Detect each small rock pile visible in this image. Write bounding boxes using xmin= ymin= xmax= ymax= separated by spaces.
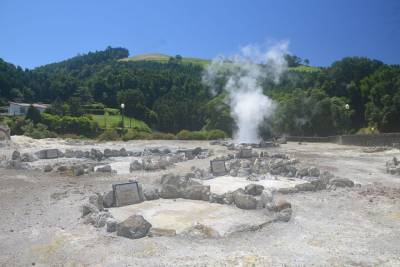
xmin=129 ymin=148 xmax=210 ymax=172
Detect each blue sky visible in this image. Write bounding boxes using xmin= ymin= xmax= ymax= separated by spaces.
xmin=1 ymin=0 xmax=399 ymax=69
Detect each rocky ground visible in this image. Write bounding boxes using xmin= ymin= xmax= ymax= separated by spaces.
xmin=0 ymin=137 xmax=400 ymax=266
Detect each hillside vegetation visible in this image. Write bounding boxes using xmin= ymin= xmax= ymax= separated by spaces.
xmin=1 ymin=47 xmax=399 ymax=138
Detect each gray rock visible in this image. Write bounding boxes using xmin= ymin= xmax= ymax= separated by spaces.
xmin=209 ymin=193 xmax=225 ymax=204
xmin=329 ymin=178 xmax=354 ymax=187
xmin=295 ymin=182 xmax=316 ymax=192
xmin=57 ymin=165 xmax=69 ymax=172
xmin=143 ymin=187 xmax=160 ymax=201
xmin=161 ymin=173 xmax=188 ymax=188
xmin=244 ymin=184 xmax=264 ymax=196
xmin=276 ymin=208 xmax=292 ymax=222
xmin=117 ymin=215 xmax=152 ymax=239
xmin=106 ymin=218 xmax=118 ymax=232
xmin=21 ymin=153 xmax=37 ymax=162
xmin=89 ymin=193 xmax=104 ymax=211
xmin=96 ymin=165 xmax=112 ymax=173
xmin=160 ymin=184 xmax=181 ymax=199
xmin=259 ymin=189 xmax=274 ymax=207
xmin=308 ymin=167 xmax=320 ymax=177
xmin=296 ymin=168 xmax=309 ymax=178
xmin=103 ymin=190 xmax=114 ymax=208
xmin=182 ymin=185 xmax=210 ymax=201
xmin=129 ymin=160 xmax=143 ymax=171
xmin=90 ymin=148 xmax=103 ymax=161
xmin=11 ymin=150 xmax=21 ymax=161
xmin=223 ymin=192 xmax=234 ymax=205
xmin=44 ymin=165 xmax=53 ymax=172
xmin=119 ymin=148 xmax=128 ymax=157
xmin=81 ymin=203 xmax=99 ymax=217
xmin=233 ymin=192 xmax=258 ymax=210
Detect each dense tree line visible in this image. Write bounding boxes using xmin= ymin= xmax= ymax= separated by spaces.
xmin=1 ymin=47 xmax=399 ymax=136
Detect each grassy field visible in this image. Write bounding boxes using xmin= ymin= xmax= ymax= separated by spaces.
xmin=91 ymin=114 xmax=151 ymax=132
xmin=119 ymin=53 xmax=211 ymax=67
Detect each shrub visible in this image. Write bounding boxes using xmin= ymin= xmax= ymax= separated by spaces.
xmin=150 ymin=132 xmax=176 ymax=140
xmin=41 ymin=113 xmax=99 ymax=137
xmin=207 ymin=129 xmax=227 ymax=140
xmin=176 ymin=130 xmax=191 ymax=140
xmin=98 ymin=129 xmax=120 ymax=141
xmin=22 ymin=122 xmax=57 ymax=139
xmin=176 ymin=130 xmax=208 ymax=140
xmin=122 ymin=130 xmax=151 ymax=141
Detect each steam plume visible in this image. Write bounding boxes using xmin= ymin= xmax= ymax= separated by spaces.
xmin=203 ymin=41 xmax=289 ymax=143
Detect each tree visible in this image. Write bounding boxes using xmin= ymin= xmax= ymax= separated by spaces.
xmin=117 ymin=89 xmax=147 ymax=120
xmin=25 ymin=105 xmax=42 ymax=124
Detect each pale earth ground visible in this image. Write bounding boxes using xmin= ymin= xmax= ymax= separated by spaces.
xmin=0 ymin=137 xmax=399 ymax=266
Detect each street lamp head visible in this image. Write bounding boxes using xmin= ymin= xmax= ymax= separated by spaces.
xmin=345 ymin=104 xmax=350 ymax=110
xmin=121 ymin=103 xmax=125 ymax=109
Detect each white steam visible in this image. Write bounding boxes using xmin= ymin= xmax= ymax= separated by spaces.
xmin=203 ymin=41 xmax=289 ymax=143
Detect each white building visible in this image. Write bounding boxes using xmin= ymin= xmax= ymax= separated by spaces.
xmin=8 ymin=102 xmax=49 ymax=116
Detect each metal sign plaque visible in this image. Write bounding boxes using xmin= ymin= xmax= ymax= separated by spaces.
xmin=210 ymin=160 xmax=227 ymax=176
xmin=112 ymin=181 xmax=143 ymax=207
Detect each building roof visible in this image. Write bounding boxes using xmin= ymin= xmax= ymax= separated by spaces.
xmin=9 ymin=102 xmax=49 ymax=109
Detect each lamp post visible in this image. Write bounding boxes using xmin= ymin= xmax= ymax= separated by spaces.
xmin=120 ymin=103 xmax=125 ymax=132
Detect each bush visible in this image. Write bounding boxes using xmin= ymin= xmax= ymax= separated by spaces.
xmin=176 ymin=130 xmax=191 ymax=140
xmin=22 ymin=122 xmax=57 ymax=139
xmin=41 ymin=113 xmax=99 ymax=137
xmin=206 ymin=129 xmax=227 ymax=140
xmin=176 ymin=130 xmax=208 ymax=140
xmin=150 ymin=132 xmax=176 ymax=140
xmin=98 ymin=129 xmax=120 ymax=141
xmin=122 ymin=130 xmax=151 ymax=141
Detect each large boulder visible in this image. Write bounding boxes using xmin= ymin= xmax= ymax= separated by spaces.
xmin=117 ymin=215 xmax=152 ymax=239
xmin=143 ymin=187 xmax=160 ymax=201
xmin=181 ymin=185 xmax=210 ymax=201
xmin=96 ymin=165 xmax=112 ymax=173
xmin=295 ymin=182 xmax=316 ymax=192
xmin=102 ymin=190 xmax=114 ymax=208
xmin=160 ymin=184 xmax=181 ymax=199
xmin=233 ymin=192 xmax=258 ymax=210
xmin=21 ymin=153 xmax=37 ymax=162
xmin=11 ymin=150 xmax=21 ymax=161
xmin=129 ymin=160 xmax=143 ymax=171
xmin=275 ymin=208 xmax=292 ymax=222
xmin=244 ymin=184 xmax=264 ymax=196
xmin=329 ymin=178 xmax=354 ymax=187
